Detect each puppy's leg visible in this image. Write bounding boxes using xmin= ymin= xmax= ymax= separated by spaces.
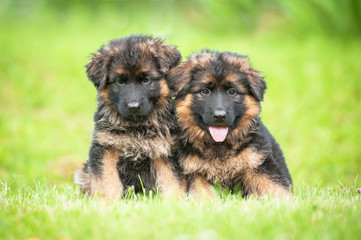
xmin=93 ymin=149 xmax=123 ymax=200
xmin=188 ymin=174 xmax=216 ymax=200
xmin=153 ymin=158 xmax=187 ymax=198
xmin=75 ymin=149 xmax=123 ymax=200
xmin=241 ymin=169 xmax=291 ymax=199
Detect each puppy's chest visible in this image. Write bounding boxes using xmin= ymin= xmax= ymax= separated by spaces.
xmin=94 ymin=130 xmax=172 ymax=160
xmin=181 ymin=147 xmax=265 ymax=183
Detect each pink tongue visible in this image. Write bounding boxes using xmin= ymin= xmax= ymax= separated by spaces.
xmin=209 ymin=126 xmax=229 ymax=142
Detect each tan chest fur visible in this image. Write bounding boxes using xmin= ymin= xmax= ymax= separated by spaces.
xmin=95 ymin=130 xmax=172 ymax=160
xmin=181 ymin=147 xmax=265 ymax=183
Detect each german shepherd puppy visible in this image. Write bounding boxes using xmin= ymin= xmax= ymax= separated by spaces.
xmin=74 ymin=35 xmax=186 ymax=200
xmin=169 ymin=50 xmax=292 ymax=199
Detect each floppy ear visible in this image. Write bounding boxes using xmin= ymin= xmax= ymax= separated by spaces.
xmin=86 ymin=49 xmax=112 ymax=91
xmin=168 ymin=62 xmax=192 ymax=97
xmin=155 ymin=44 xmax=182 ymax=74
xmin=247 ymin=68 xmax=266 ymax=101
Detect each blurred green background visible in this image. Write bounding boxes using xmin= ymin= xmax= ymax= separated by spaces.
xmin=0 ymin=0 xmax=360 ymax=187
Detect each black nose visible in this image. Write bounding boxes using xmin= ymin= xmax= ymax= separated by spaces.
xmin=128 ymin=101 xmax=140 ymax=112
xmin=213 ymin=110 xmax=226 ymax=123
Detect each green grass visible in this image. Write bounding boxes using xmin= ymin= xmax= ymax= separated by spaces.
xmin=1 ymin=181 xmax=360 ymax=240
xmin=1 ymin=1 xmax=361 ymax=239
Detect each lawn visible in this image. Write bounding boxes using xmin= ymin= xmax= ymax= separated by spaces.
xmin=1 ymin=1 xmax=361 ymax=239
xmin=1 ymin=181 xmax=360 ymax=240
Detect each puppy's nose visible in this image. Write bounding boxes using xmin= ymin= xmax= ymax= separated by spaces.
xmin=213 ymin=110 xmax=226 ymax=123
xmin=128 ymin=101 xmax=140 ymax=112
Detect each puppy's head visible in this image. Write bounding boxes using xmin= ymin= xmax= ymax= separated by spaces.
xmin=86 ymin=35 xmax=181 ymax=121
xmin=170 ymin=50 xmax=266 ymax=143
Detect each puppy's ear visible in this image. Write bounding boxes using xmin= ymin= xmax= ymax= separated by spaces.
xmin=155 ymin=43 xmax=182 ymax=74
xmin=247 ymin=68 xmax=266 ymax=101
xmin=168 ymin=62 xmax=192 ymax=97
xmin=86 ymin=48 xmax=112 ymax=91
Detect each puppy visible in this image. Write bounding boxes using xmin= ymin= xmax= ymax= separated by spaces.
xmin=169 ymin=50 xmax=292 ymax=199
xmin=75 ymin=35 xmax=186 ymax=200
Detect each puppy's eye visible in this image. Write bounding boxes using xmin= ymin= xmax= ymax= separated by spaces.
xmin=116 ymin=77 xmax=126 ymax=85
xmin=142 ymin=76 xmax=152 ymax=85
xmin=227 ymin=88 xmax=237 ymax=96
xmin=201 ymin=88 xmax=211 ymax=95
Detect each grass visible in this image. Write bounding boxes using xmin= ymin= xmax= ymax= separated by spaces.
xmin=1 ymin=1 xmax=361 ymax=239
xmin=1 ymin=181 xmax=360 ymax=240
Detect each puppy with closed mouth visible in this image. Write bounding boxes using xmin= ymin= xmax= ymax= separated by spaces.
xmin=169 ymin=50 xmax=292 ymax=199
xmin=74 ymin=35 xmax=187 ymax=200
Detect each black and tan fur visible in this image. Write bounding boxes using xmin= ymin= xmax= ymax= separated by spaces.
xmin=74 ymin=35 xmax=186 ymax=200
xmin=169 ymin=50 xmax=292 ymax=199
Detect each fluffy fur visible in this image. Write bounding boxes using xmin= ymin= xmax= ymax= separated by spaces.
xmin=169 ymin=50 xmax=292 ymax=199
xmin=74 ymin=35 xmax=187 ymax=200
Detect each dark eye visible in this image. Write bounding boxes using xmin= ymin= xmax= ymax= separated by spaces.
xmin=227 ymin=88 xmax=237 ymax=96
xmin=201 ymin=88 xmax=211 ymax=95
xmin=116 ymin=77 xmax=126 ymax=85
xmin=142 ymin=76 xmax=152 ymax=84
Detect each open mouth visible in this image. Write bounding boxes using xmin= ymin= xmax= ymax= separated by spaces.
xmin=208 ymin=126 xmax=229 ymax=142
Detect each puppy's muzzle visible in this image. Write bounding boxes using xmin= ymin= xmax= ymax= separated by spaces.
xmin=128 ymin=101 xmax=140 ymax=114
xmin=213 ymin=109 xmax=226 ymax=123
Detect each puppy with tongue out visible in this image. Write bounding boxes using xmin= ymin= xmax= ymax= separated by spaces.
xmin=169 ymin=50 xmax=293 ymax=200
